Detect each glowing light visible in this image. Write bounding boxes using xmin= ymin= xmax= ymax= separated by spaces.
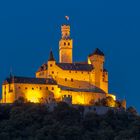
xmin=25 ymin=90 xmax=42 ymax=103
xmin=76 ymin=95 xmax=85 ymax=105
xmin=108 ymin=94 xmax=116 ymax=100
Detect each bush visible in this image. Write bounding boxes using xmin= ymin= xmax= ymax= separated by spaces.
xmin=0 ymin=103 xmax=139 ymax=140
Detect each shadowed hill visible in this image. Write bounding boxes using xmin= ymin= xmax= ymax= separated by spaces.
xmin=0 ymin=101 xmax=139 ymax=140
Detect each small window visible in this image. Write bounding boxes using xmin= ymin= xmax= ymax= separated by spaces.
xmin=25 ymin=87 xmax=27 ymax=90
xmin=50 ymin=64 xmax=52 ymax=67
xmin=75 ymin=71 xmax=77 ymax=73
xmin=64 ymin=42 xmax=66 ymax=46
xmin=71 ymin=78 xmax=74 ymax=82
xmin=46 ymin=87 xmax=48 ymax=90
xmin=68 ymin=42 xmax=70 ymax=46
xmin=69 ymin=71 xmax=71 ymax=73
xmin=52 ymin=71 xmax=54 ymax=74
xmin=32 ymin=88 xmax=34 ymax=90
xmin=65 ymin=78 xmax=67 ymax=81
xmin=52 ymin=87 xmax=54 ymax=90
xmin=18 ymin=87 xmax=21 ymax=89
xmin=40 ymin=87 xmax=42 ymax=90
xmin=81 ymin=72 xmax=83 ymax=74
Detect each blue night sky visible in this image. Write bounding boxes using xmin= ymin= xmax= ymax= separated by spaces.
xmin=0 ymin=0 xmax=140 ymax=111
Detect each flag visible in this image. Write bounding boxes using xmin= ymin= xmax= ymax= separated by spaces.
xmin=65 ymin=16 xmax=69 ymax=21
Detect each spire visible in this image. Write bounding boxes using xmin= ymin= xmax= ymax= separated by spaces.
xmin=9 ymin=66 xmax=13 ymax=78
xmin=93 ymin=48 xmax=104 ymax=56
xmin=48 ymin=50 xmax=55 ymax=61
xmin=89 ymin=48 xmax=104 ymax=57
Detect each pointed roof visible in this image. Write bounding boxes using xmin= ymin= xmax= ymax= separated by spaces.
xmin=89 ymin=48 xmax=104 ymax=57
xmin=48 ymin=50 xmax=55 ymax=61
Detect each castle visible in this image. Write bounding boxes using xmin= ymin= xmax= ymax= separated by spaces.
xmin=1 ymin=22 xmax=116 ymax=105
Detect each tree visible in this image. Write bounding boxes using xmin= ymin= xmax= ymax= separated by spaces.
xmin=127 ymin=106 xmax=137 ymax=116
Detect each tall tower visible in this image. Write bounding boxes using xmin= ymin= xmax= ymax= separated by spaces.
xmin=59 ymin=23 xmax=73 ymax=63
xmin=88 ymin=48 xmax=105 ymax=88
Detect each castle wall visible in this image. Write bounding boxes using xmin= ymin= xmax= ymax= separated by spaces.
xmin=2 ymin=83 xmax=15 ymax=103
xmin=46 ymin=62 xmax=96 ymax=89
xmin=35 ymin=61 xmax=109 ymax=93
xmin=100 ymin=71 xmax=108 ymax=93
xmin=36 ymin=70 xmax=48 ymax=78
xmin=2 ymin=83 xmax=61 ymax=103
xmin=60 ymin=90 xmax=106 ymax=105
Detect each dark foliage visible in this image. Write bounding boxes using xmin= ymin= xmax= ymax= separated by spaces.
xmin=0 ymin=102 xmax=139 ymax=140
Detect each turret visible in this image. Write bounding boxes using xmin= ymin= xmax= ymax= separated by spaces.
xmin=47 ymin=50 xmax=56 ymax=78
xmin=88 ymin=48 xmax=105 ymax=88
xmin=59 ymin=24 xmax=73 ymax=63
xmin=48 ymin=50 xmax=55 ymax=61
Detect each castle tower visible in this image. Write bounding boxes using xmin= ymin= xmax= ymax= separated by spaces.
xmin=47 ymin=50 xmax=56 ymax=79
xmin=88 ymin=48 xmax=105 ymax=88
xmin=59 ymin=24 xmax=73 ymax=63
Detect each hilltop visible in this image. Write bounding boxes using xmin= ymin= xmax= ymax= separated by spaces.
xmin=0 ymin=101 xmax=139 ymax=140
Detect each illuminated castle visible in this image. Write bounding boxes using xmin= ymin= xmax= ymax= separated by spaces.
xmin=1 ymin=22 xmax=116 ymax=105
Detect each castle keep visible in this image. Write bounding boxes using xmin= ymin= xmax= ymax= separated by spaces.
xmin=2 ymin=22 xmax=116 ymax=105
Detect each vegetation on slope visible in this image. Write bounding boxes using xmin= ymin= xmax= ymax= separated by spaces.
xmin=0 ymin=100 xmax=139 ymax=140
